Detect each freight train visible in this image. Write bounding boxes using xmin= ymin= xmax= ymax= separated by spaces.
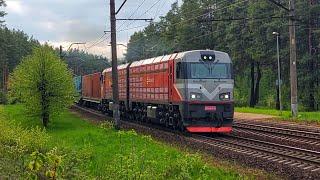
xmin=74 ymin=50 xmax=234 ymax=133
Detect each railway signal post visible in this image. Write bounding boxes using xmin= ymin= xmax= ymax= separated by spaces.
xmin=110 ymin=0 xmax=121 ymax=130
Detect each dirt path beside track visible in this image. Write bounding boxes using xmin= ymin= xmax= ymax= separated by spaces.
xmin=235 ymin=112 xmax=276 ymax=121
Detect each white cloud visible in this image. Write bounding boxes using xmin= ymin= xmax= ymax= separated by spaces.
xmin=41 ymin=40 xmax=127 ymax=60
xmin=39 ymin=21 xmax=56 ymax=31
xmin=4 ymin=0 xmax=177 ymax=59
xmin=6 ymin=1 xmax=27 ymax=15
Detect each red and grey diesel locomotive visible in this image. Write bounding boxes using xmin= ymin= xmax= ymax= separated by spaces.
xmin=74 ymin=50 xmax=234 ymax=133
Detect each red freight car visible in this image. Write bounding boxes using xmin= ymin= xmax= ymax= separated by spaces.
xmin=102 ymin=64 xmax=129 ymax=101
xmin=101 ymin=64 xmax=129 ymax=114
xmin=129 ymin=53 xmax=179 ymax=104
xmin=82 ymin=72 xmax=101 ymax=103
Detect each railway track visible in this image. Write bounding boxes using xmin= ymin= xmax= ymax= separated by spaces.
xmin=193 ymin=135 xmax=320 ymax=172
xmin=233 ymin=121 xmax=320 ymax=141
xmin=235 ymin=118 xmax=320 ymax=132
xmin=232 ymin=128 xmax=320 ymax=149
xmin=72 ymin=105 xmax=320 ymax=177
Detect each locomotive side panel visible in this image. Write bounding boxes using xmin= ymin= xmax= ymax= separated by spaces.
xmin=130 ymin=61 xmax=170 ymax=104
xmin=119 ymin=68 xmax=127 ymax=101
xmin=102 ymin=64 xmax=129 ymax=102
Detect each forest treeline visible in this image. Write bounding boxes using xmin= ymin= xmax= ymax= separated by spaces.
xmin=125 ymin=0 xmax=320 ymax=111
xmin=0 ymin=27 xmax=110 ymax=88
xmin=0 ymin=1 xmax=110 ymax=103
xmin=62 ymin=49 xmax=110 ymax=75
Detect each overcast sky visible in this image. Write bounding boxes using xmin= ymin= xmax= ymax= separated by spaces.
xmin=3 ymin=0 xmax=179 ymax=59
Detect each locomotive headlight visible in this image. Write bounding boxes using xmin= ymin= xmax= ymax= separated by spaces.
xmin=190 ymin=93 xmax=202 ymax=99
xmin=219 ymin=93 xmax=231 ymax=100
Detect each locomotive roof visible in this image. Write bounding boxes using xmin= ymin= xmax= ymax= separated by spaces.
xmin=102 ymin=63 xmax=129 ymax=73
xmin=102 ymin=50 xmax=230 ymax=73
xmin=130 ymin=53 xmax=177 ymax=67
xmin=130 ymin=50 xmax=230 ymax=67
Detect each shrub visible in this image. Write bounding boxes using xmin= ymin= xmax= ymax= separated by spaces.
xmin=9 ymin=45 xmax=75 ymax=127
xmin=0 ymin=117 xmax=89 ymax=179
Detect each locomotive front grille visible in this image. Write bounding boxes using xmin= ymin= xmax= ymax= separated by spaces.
xmin=183 ymin=103 xmax=234 ymax=120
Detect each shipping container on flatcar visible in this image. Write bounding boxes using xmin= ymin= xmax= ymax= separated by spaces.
xmin=73 ymin=76 xmax=82 ymax=94
xmin=82 ymin=72 xmax=101 ymax=103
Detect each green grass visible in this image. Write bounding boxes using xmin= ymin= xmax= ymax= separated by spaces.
xmin=0 ymin=104 xmax=259 ymax=179
xmin=235 ymin=107 xmax=320 ymax=123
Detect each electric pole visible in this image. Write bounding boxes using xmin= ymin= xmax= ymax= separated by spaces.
xmin=268 ymin=0 xmax=299 ymax=117
xmin=2 ymin=60 xmax=8 ymax=93
xmin=289 ymin=0 xmax=298 ymax=117
xmin=60 ymin=45 xmax=63 ymax=59
xmin=110 ymin=0 xmax=121 ymax=130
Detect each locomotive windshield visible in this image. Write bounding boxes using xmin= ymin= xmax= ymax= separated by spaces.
xmin=190 ymin=63 xmax=231 ymax=79
xmin=176 ymin=62 xmax=232 ymax=79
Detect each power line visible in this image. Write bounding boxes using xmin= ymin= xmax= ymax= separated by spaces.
xmin=117 ymin=0 xmax=147 ymax=30
xmin=85 ymin=0 xmax=149 ymax=56
xmin=153 ymin=0 xmax=166 ymax=19
xmin=86 ymin=34 xmax=106 ymax=47
xmin=117 ymin=18 xmax=153 ymax=21
xmin=86 ymin=34 xmax=111 ymax=50
xmin=144 ymin=15 xmax=293 ymax=55
xmin=198 ymin=15 xmax=290 ymax=22
xmin=266 ymin=0 xmax=290 ymax=12
xmin=116 ymin=0 xmax=128 ymax=15
xmin=134 ymin=0 xmax=161 ymax=19
xmin=117 ymin=0 xmax=162 ymax=32
xmin=130 ymin=0 xmax=241 ymax=42
xmin=117 ymin=24 xmax=150 ymax=32
xmin=128 ymin=0 xmax=248 ymax=52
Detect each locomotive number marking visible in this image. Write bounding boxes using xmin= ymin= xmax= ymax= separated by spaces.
xmin=205 ymin=106 xmax=216 ymax=111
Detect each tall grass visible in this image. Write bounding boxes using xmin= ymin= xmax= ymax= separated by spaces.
xmin=0 ymin=105 xmax=248 ymax=179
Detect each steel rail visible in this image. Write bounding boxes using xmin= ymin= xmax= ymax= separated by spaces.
xmin=195 ymin=135 xmax=320 ymax=170
xmin=234 ymin=121 xmax=320 ymax=141
xmin=232 ymin=128 xmax=320 ymax=147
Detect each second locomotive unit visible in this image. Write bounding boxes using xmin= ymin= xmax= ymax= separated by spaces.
xmin=76 ymin=50 xmax=234 ymax=133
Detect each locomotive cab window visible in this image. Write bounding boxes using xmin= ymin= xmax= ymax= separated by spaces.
xmin=176 ymin=62 xmax=186 ymax=79
xmin=190 ymin=63 xmax=231 ymax=79
xmin=176 ymin=62 xmax=181 ymax=79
